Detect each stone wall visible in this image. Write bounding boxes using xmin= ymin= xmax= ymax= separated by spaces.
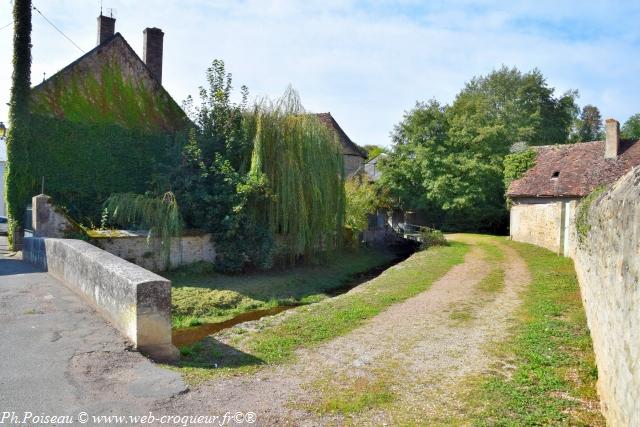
xmin=91 ymin=230 xmax=216 ymax=272
xmin=572 ymin=166 xmax=640 ymax=426
xmin=32 ymin=194 xmax=80 ymax=238
xmin=23 ymin=237 xmax=179 ymax=362
xmin=509 ymin=197 xmax=579 ymax=256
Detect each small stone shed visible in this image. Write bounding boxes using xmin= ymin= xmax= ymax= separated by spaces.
xmin=508 ymin=119 xmax=640 ymax=256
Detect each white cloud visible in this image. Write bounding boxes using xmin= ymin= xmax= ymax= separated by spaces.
xmin=0 ymin=0 xmax=638 ymax=147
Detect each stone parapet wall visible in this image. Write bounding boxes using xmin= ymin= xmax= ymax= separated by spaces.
xmin=572 ymin=166 xmax=640 ymax=426
xmin=23 ymin=237 xmax=179 ymax=362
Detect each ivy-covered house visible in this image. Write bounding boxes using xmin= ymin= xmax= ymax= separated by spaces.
xmin=24 ymin=14 xmax=189 ymax=220
xmin=507 ymin=118 xmax=640 ymax=256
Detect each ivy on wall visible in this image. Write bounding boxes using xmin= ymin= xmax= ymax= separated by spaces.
xmin=25 ymin=114 xmax=185 ymax=223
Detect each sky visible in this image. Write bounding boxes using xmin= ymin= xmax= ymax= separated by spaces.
xmin=0 ymin=0 xmax=639 ymax=147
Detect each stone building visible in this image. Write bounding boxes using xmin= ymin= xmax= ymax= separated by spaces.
xmin=507 ymin=118 xmax=640 ymax=256
xmin=314 ymin=113 xmax=368 ymax=177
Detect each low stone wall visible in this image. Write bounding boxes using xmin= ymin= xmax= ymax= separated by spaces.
xmin=91 ymin=231 xmax=216 ymax=272
xmin=23 ymin=237 xmax=179 ymax=362
xmin=572 ymin=166 xmax=640 ymax=426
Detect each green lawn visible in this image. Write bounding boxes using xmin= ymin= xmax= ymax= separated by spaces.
xmin=172 ymin=241 xmax=468 ymax=383
xmin=167 ymin=248 xmax=397 ymax=328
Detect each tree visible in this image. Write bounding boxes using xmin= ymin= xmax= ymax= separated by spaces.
xmin=622 ymin=114 xmax=640 ymax=139
xmin=345 ymin=178 xmax=378 ymax=233
xmin=576 ymin=105 xmax=603 ymax=142
xmin=361 ymin=144 xmax=387 ymax=159
xmin=380 ymin=67 xmax=578 ymax=232
xmin=5 ymin=0 xmax=33 ymax=249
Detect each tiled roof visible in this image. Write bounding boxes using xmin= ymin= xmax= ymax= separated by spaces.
xmin=507 ymin=139 xmax=640 ymax=198
xmin=313 ymin=113 xmax=367 ymax=158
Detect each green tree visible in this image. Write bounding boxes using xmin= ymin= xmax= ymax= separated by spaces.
xmin=5 ymin=0 xmax=33 ymax=249
xmin=622 ymin=113 xmax=640 ymax=139
xmin=345 ymin=178 xmax=378 ymax=233
xmin=361 ymin=144 xmax=387 ymax=159
xmin=380 ymin=67 xmax=577 ymax=231
xmin=576 ymin=105 xmax=603 ymax=141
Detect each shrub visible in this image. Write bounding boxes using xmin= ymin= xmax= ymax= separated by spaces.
xmin=419 ymin=227 xmax=448 ymax=249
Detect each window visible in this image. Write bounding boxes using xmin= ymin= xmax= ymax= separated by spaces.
xmin=551 ymin=171 xmax=560 ymax=179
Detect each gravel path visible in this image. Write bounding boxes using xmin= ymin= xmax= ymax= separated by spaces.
xmin=160 ymin=236 xmax=530 ymax=425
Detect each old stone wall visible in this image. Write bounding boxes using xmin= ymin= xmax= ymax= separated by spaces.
xmin=23 ymin=237 xmax=179 ymax=362
xmin=510 ymin=197 xmax=579 ymax=256
xmin=32 ymin=194 xmax=80 ymax=238
xmin=91 ymin=231 xmax=216 ymax=272
xmin=572 ymin=166 xmax=640 ymax=426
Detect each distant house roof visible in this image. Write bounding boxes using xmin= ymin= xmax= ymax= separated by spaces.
xmin=314 ymin=113 xmax=367 ymax=158
xmin=364 ymin=153 xmax=387 ymax=182
xmin=31 ymin=33 xmax=188 ymax=133
xmin=508 ymin=139 xmax=640 ymax=198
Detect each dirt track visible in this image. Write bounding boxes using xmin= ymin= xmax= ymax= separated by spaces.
xmin=159 ymin=235 xmax=530 ymax=425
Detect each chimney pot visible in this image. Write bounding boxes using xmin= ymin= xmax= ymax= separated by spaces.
xmin=605 ymin=118 xmax=620 ymax=159
xmin=143 ymin=27 xmax=164 ymax=83
xmin=97 ymin=14 xmax=116 ymax=45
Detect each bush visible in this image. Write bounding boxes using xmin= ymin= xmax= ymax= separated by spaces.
xmin=419 ymin=227 xmax=448 ymax=249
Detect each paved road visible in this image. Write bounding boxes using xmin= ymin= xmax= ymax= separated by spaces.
xmin=0 ymin=237 xmax=186 ymax=424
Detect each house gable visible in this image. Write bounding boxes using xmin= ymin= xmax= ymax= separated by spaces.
xmin=31 ymin=33 xmax=189 ymax=133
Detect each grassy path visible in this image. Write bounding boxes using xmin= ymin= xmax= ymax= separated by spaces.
xmin=159 ymin=235 xmax=603 ymax=426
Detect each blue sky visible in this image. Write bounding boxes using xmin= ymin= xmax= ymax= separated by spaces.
xmin=0 ymin=0 xmax=638 ymax=147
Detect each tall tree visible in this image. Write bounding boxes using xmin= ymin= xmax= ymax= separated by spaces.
xmin=5 ymin=0 xmax=33 ymax=249
xmin=621 ymin=113 xmax=640 ymax=139
xmin=577 ymin=105 xmax=603 ymax=141
xmin=380 ymin=67 xmax=578 ymax=231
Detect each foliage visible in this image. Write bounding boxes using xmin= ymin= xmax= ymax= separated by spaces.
xmin=174 ymin=63 xmax=345 ymax=271
xmin=24 ymin=115 xmax=183 ymax=222
xmin=361 ymin=144 xmax=387 ymax=159
xmin=5 ymin=0 xmax=33 ymax=248
xmin=104 ymin=192 xmax=183 ymax=261
xmin=246 ymin=87 xmax=345 ymax=265
xmin=576 ymin=104 xmax=604 ymax=142
xmin=418 ymin=227 xmax=448 ymax=249
xmin=344 ymin=178 xmax=378 ymax=234
xmin=380 ymin=67 xmax=577 ymax=232
xmin=503 ymin=148 xmax=537 ymax=193
xmin=621 ymin=113 xmax=640 ymax=139
xmin=575 ymin=185 xmax=608 ymax=246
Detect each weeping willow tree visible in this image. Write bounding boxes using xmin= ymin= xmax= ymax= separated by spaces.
xmin=247 ymin=88 xmax=346 ymax=263
xmin=104 ymin=192 xmax=182 ymax=262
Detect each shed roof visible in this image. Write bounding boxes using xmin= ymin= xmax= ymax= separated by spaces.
xmin=507 ymin=139 xmax=640 ymax=198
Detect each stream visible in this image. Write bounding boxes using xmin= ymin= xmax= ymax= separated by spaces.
xmin=172 ymin=245 xmax=416 ymax=347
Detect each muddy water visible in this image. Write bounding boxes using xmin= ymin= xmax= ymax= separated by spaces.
xmin=172 ymin=306 xmax=296 ymax=347
xmin=172 ymin=250 xmax=415 ymax=347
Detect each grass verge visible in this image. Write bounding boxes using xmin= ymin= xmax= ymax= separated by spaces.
xmin=173 ymin=242 xmax=469 ymax=383
xmin=457 ymin=239 xmax=603 ymax=426
xmin=167 ymin=248 xmax=397 ymax=328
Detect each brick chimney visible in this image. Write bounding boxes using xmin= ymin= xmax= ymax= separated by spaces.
xmin=97 ymin=14 xmax=116 ymax=45
xmin=143 ymin=27 xmax=164 ymax=83
xmin=605 ymin=118 xmax=620 ymax=159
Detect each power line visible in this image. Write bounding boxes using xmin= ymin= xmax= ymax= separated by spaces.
xmin=0 ymin=21 xmax=12 ymax=31
xmin=32 ymin=4 xmax=85 ymax=53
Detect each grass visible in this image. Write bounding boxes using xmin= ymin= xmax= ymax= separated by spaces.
xmin=166 ymin=248 xmax=397 ymax=328
xmin=173 ymin=242 xmax=469 ymax=382
xmin=311 ymin=375 xmax=396 ymax=415
xmin=454 ymin=239 xmax=604 ymax=426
